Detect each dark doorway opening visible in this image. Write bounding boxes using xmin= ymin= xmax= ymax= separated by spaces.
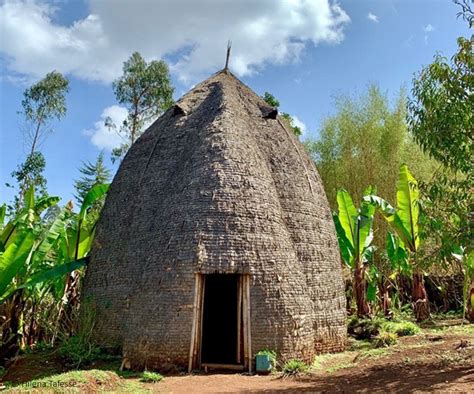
xmin=201 ymin=274 xmax=241 ymax=365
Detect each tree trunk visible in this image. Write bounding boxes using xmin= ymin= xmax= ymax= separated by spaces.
xmin=412 ymin=271 xmax=430 ymax=322
xmin=379 ymin=279 xmax=391 ymax=317
xmin=354 ymin=262 xmax=370 ymax=317
xmin=0 ymin=291 xmax=25 ymax=365
xmin=58 ymin=271 xmax=81 ymax=336
xmin=26 ymin=300 xmax=37 ymax=346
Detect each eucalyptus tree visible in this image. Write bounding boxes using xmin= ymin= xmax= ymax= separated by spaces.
xmin=10 ymin=71 xmax=69 ymax=209
xmin=107 ymin=52 xmax=174 ymax=162
xmin=333 ymin=188 xmax=376 ymax=317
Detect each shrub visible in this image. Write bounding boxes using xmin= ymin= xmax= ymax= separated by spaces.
xmin=282 ymin=359 xmax=308 ymax=375
xmin=140 ymin=371 xmax=163 ymax=383
xmin=384 ymin=321 xmax=420 ymax=337
xmin=348 ymin=316 xmax=385 ymax=339
xmin=59 ymin=335 xmax=103 ymax=367
xmin=373 ymin=330 xmax=398 ymax=348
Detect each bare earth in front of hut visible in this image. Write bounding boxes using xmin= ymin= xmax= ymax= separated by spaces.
xmin=158 ymin=332 xmax=474 ymax=393
xmin=2 ymin=322 xmax=473 ymax=393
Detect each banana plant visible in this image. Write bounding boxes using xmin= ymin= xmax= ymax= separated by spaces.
xmin=0 ymin=184 xmax=109 ymax=357
xmin=364 ymin=164 xmax=430 ymax=321
xmin=386 ymin=232 xmax=409 ymax=275
xmin=452 ymin=247 xmax=474 ymax=323
xmin=333 ymin=187 xmax=376 ymax=317
xmin=54 ymin=183 xmax=109 ymax=336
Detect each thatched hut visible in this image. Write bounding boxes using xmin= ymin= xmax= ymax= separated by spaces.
xmin=82 ymin=69 xmax=346 ymax=372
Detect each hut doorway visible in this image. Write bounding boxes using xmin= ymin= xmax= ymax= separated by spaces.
xmin=188 ymin=274 xmax=252 ymax=372
xmin=201 ymin=274 xmax=240 ymax=365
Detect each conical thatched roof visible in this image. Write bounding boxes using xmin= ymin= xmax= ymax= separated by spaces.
xmin=82 ymin=70 xmax=346 ymax=371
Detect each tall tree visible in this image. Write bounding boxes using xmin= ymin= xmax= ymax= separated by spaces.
xmin=21 ymin=71 xmax=69 ymax=156
xmin=305 ymin=84 xmax=434 ymax=211
xmin=10 ymin=71 xmax=69 ymax=209
xmin=305 ymin=85 xmax=435 ymax=311
xmin=107 ymin=52 xmax=174 ymax=162
xmin=74 ymin=152 xmax=111 ymax=206
xmin=262 ymin=92 xmax=303 ymax=137
xmin=408 ymin=24 xmax=473 ymax=259
xmin=407 ymin=2 xmax=473 ymax=319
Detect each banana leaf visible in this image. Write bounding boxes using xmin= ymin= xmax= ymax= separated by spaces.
xmin=336 ymin=189 xmax=357 ymax=248
xmin=0 ymin=230 xmax=35 ymax=299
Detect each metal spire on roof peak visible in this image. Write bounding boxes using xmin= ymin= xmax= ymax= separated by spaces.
xmin=224 ymin=40 xmax=232 ymax=70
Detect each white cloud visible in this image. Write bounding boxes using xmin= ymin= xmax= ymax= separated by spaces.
xmin=423 ymin=24 xmax=434 ymax=32
xmin=367 ymin=12 xmax=379 ymax=23
xmin=83 ymin=105 xmax=128 ymax=151
xmin=291 ymin=115 xmax=307 ymax=136
xmin=0 ymin=0 xmax=350 ymax=84
xmin=423 ymin=24 xmax=434 ymax=44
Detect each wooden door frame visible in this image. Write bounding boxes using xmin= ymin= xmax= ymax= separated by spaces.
xmin=188 ymin=273 xmax=251 ymax=373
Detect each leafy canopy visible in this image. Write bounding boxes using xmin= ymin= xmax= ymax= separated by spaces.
xmin=408 ymin=36 xmax=473 ymax=174
xmin=262 ymin=91 xmax=302 ymax=137
xmin=108 ymin=52 xmax=174 ymax=162
xmin=21 ymin=70 xmax=69 ymax=130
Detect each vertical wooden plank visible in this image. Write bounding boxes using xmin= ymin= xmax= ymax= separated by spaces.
xmin=245 ymin=275 xmax=252 ymax=373
xmin=242 ymin=275 xmax=250 ymax=370
xmin=188 ymin=274 xmax=200 ymax=373
xmin=236 ymin=276 xmax=242 ymax=364
xmin=198 ymin=275 xmax=206 ymax=369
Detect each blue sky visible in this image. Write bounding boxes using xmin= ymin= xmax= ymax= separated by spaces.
xmin=0 ymin=0 xmax=470 ymax=206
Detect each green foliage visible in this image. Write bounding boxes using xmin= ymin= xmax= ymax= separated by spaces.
xmin=334 ymin=188 xmax=376 ymax=316
xmin=108 ymin=52 xmax=174 ymax=162
xmin=59 ymin=335 xmax=103 ymax=367
xmin=140 ymin=371 xmax=163 ymax=383
xmin=408 ymin=37 xmax=472 ymax=174
xmin=407 ymin=10 xmax=472 ymax=264
xmin=262 ymin=92 xmax=280 ymax=108
xmin=58 ymin=302 xmax=103 ymax=367
xmin=9 ymin=151 xmax=48 ymax=211
xmin=373 ymin=330 xmax=398 ymax=348
xmin=305 ymin=85 xmax=435 ymax=303
xmin=282 ymin=359 xmax=308 ymax=375
xmin=365 ymin=165 xmax=421 ymax=255
xmin=21 ymin=71 xmax=69 ymax=128
xmin=334 ymin=189 xmax=376 ymax=269
xmin=262 ymin=91 xmax=302 ymax=136
xmin=452 ymin=247 xmax=474 ymax=322
xmin=0 ymin=183 xmax=109 ymax=302
xmin=280 ymin=113 xmax=302 ymax=137
xmin=306 ymin=85 xmax=433 ymax=212
xmin=9 ymin=71 xmax=69 ymax=213
xmin=74 ymin=152 xmax=111 ymax=206
xmin=383 ymin=321 xmax=420 ymax=336
xmin=347 ymin=316 xmax=385 ymax=339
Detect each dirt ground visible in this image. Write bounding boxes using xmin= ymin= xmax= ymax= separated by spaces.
xmin=2 ymin=323 xmax=473 ymax=393
xmin=157 ymin=332 xmax=474 ymax=393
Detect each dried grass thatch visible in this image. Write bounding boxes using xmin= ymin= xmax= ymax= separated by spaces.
xmin=82 ymin=70 xmax=346 ymax=370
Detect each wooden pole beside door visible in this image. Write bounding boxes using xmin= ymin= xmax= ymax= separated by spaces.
xmin=188 ymin=274 xmax=200 ymax=373
xmin=236 ymin=276 xmax=242 ymax=364
xmin=245 ymin=275 xmax=252 ymax=373
xmin=241 ymin=274 xmax=252 ymax=373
